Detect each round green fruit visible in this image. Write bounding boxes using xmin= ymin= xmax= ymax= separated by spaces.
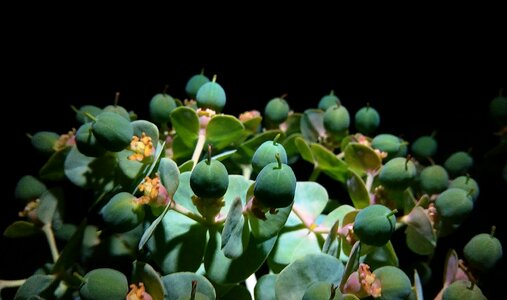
xmin=100 ymin=192 xmax=144 ymax=233
xmin=323 ymin=105 xmax=350 ymax=135
xmin=442 ymin=280 xmax=486 ymax=300
xmin=190 ymin=159 xmax=229 ymax=199
xmin=254 ymin=161 xmax=296 ymax=208
xmin=419 ymin=165 xmax=449 ymax=195
xmin=31 ymin=131 xmax=59 ymax=156
xmin=371 ymin=134 xmax=406 ymax=161
xmin=353 ymin=204 xmax=396 ymax=246
xmin=463 ymin=232 xmax=502 ymax=272
xmin=75 ymin=123 xmax=107 ymax=157
xmin=354 ymin=106 xmax=380 ymax=135
xmin=196 ymin=80 xmax=226 ymax=112
xmin=489 ymin=95 xmax=507 ymax=126
xmin=92 ymin=112 xmax=133 ymax=152
xmin=79 ymin=268 xmax=128 ymax=300
xmin=449 ymin=176 xmax=479 ymax=202
xmin=149 ymin=93 xmax=177 ymax=123
xmin=318 ymin=90 xmax=340 ymax=111
xmin=76 ymin=105 xmax=102 ymax=124
xmin=435 ymin=188 xmax=473 ymax=224
xmin=251 ymin=138 xmax=288 ymax=174
xmin=373 ymin=266 xmax=412 ymax=300
xmin=444 ymin=151 xmax=473 ymax=177
xmin=264 ymin=97 xmax=290 ymax=124
xmin=14 ymin=175 xmax=47 ymax=202
xmin=185 ymin=73 xmax=210 ymax=99
xmin=103 ymin=104 xmax=130 ymax=120
xmin=411 ymin=135 xmax=437 ymax=159
xmin=379 ymin=157 xmax=417 ymax=190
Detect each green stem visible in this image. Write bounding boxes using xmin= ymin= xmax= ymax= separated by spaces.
xmin=308 ymin=167 xmax=321 ymax=181
xmin=365 ymin=172 xmax=375 ymax=204
xmin=491 ymin=225 xmax=496 ymax=237
xmin=212 ymin=74 xmax=217 ymax=82
xmin=42 ymin=223 xmax=59 ymax=263
xmin=291 ymin=204 xmax=314 ymax=229
xmin=0 ymin=279 xmax=26 ymax=290
xmin=191 ymin=133 xmax=207 ymax=170
xmin=114 ymin=92 xmax=120 ymax=106
xmin=241 ymin=164 xmax=253 ymax=180
xmin=83 ymin=112 xmax=97 ymax=122
xmin=170 ymin=201 xmax=206 ymax=224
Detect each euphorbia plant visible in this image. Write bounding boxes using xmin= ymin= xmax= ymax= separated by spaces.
xmin=1 ymin=72 xmax=504 ymax=300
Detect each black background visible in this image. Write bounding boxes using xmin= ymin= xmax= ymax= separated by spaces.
xmin=1 ymin=24 xmax=505 ymax=298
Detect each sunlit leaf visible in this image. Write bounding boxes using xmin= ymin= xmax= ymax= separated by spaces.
xmin=346 ymin=171 xmax=370 ymax=209
xmin=344 ymin=143 xmax=381 ymax=173
xmin=206 ymin=115 xmax=245 ymax=150
xmin=170 ymin=107 xmax=199 ymax=148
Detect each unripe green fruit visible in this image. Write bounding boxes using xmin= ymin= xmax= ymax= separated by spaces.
xmin=353 ymin=204 xmax=396 ymax=246
xmin=264 ymin=97 xmax=290 ymax=124
xmin=92 ymin=112 xmax=133 ymax=152
xmin=371 ymin=134 xmax=406 ymax=160
xmin=100 ymin=192 xmax=144 ymax=233
xmin=254 ymin=162 xmax=296 ymax=208
xmin=75 ymin=123 xmax=107 ymax=157
xmin=79 ymin=268 xmax=128 ymax=300
xmin=354 ymin=106 xmax=380 ymax=135
xmin=489 ymin=95 xmax=507 ymax=126
xmin=318 ymin=91 xmax=340 ymax=111
xmin=76 ymin=105 xmax=102 ymax=124
xmin=149 ymin=93 xmax=177 ymax=123
xmin=373 ymin=266 xmax=412 ymax=300
xmin=435 ymin=188 xmax=473 ymax=224
xmin=444 ymin=151 xmax=473 ymax=177
xmin=103 ymin=105 xmax=131 ymax=121
xmin=411 ymin=135 xmax=437 ymax=159
xmin=303 ymin=281 xmax=343 ymax=300
xmin=323 ymin=105 xmax=350 ymax=134
xmin=251 ymin=139 xmax=288 ymax=174
xmin=185 ymin=73 xmax=210 ymax=99
xmin=379 ymin=157 xmax=417 ymax=190
xmin=14 ymin=175 xmax=47 ymax=202
xmin=449 ymin=176 xmax=479 ymax=202
xmin=31 ymin=131 xmax=59 ymax=155
xmin=196 ymin=81 xmax=226 ymax=112
xmin=190 ymin=159 xmax=229 ymax=199
xmin=463 ymin=232 xmax=502 ymax=272
xmin=419 ymin=165 xmax=449 ymax=195
xmin=442 ymin=280 xmax=486 ymax=300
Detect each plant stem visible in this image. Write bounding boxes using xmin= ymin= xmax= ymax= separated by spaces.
xmin=170 ymin=201 xmax=206 ymax=224
xmin=241 ymin=164 xmax=253 ymax=180
xmin=365 ymin=171 xmax=375 ymax=204
xmin=245 ymin=273 xmax=257 ymax=299
xmin=0 ymin=279 xmax=26 ymax=290
xmin=191 ymin=133 xmax=206 ymax=170
xmin=308 ymin=167 xmax=321 ymax=181
xmin=42 ymin=223 xmax=59 ymax=263
xmin=291 ymin=204 xmax=314 ymax=228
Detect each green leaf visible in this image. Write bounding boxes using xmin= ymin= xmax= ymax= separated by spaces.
xmin=222 ymin=198 xmax=250 ymax=259
xmin=220 ymin=175 xmax=254 ymax=218
xmin=339 ymin=241 xmax=361 ymax=291
xmin=242 ymin=116 xmax=262 ymax=134
xmin=161 ymin=272 xmax=216 ymax=300
xmin=179 ymin=160 xmax=194 ymax=173
xmin=14 ymin=274 xmax=56 ymax=300
xmin=206 ymin=115 xmax=245 ymax=150
xmin=171 ymin=135 xmax=194 ymax=163
xmin=295 ymin=137 xmax=314 ymax=164
xmin=344 ymin=143 xmax=381 ymax=173
xmin=290 ymin=232 xmax=323 ymax=262
xmin=364 ymin=241 xmax=399 ymax=269
xmin=275 ymin=253 xmax=344 ymax=300
xmin=234 ymin=130 xmax=283 ymax=164
xmin=443 ymin=249 xmax=459 ymax=286
xmin=255 ymin=274 xmax=277 ymax=300
xmin=117 ymin=153 xmax=144 ymax=180
xmin=311 ymin=143 xmax=348 ymax=183
xmin=300 ymin=109 xmax=325 ymax=143
xmin=322 ymin=220 xmax=340 ymax=257
xmin=170 ymin=106 xmax=199 ymax=148
xmin=414 ymin=269 xmax=424 ymax=300
xmin=52 ymin=220 xmax=86 ymax=273
xmin=39 ymin=148 xmax=70 ymax=181
xmin=3 ymin=221 xmax=40 ymax=238
xmin=404 ymin=206 xmax=437 ymax=255
xmin=221 ymin=284 xmax=252 ymax=300
xmin=158 ymin=157 xmax=180 ymax=197
xmin=204 ymin=229 xmax=277 ymax=284
xmin=285 ymin=113 xmax=302 ymax=136
xmin=269 ymin=226 xmax=317 ymax=268
xmin=138 ymin=203 xmax=171 ymax=251
xmin=132 ymin=261 xmax=165 ymax=300
xmin=283 ymin=133 xmax=303 ymax=164
xmin=346 ymin=171 xmax=370 ymax=209
xmin=37 ymin=188 xmax=62 ymax=225
xmin=287 ymin=182 xmax=329 ymax=226
xmin=248 ymin=202 xmax=292 ymax=242
xmin=131 ymin=119 xmax=159 ymax=143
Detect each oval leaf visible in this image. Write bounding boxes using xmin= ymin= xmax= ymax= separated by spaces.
xmin=158 ymin=157 xmax=180 ymax=197
xmin=300 ymin=109 xmax=325 ymax=143
xmin=222 ymin=198 xmax=250 ymax=259
xmin=132 ymin=261 xmax=165 ymax=300
xmin=161 ymin=272 xmax=216 ymax=300
xmin=170 ymin=107 xmax=199 ymax=148
xmin=344 ymin=143 xmax=381 ymax=173
xmin=131 ymin=120 xmax=159 ymax=143
xmin=255 ymin=274 xmax=277 ymax=300
xmin=404 ymin=206 xmax=437 ymax=255
xmin=295 ymin=137 xmax=314 ymax=164
xmin=14 ymin=274 xmax=56 ymax=300
xmin=3 ymin=221 xmax=40 ymax=238
xmin=206 ymin=115 xmax=245 ymax=150
xmin=346 ymin=171 xmax=370 ymax=209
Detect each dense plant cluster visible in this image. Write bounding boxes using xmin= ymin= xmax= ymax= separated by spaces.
xmin=1 ymin=73 xmax=505 ymax=300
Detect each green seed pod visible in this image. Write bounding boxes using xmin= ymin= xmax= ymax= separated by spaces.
xmin=354 ymin=106 xmax=380 ymax=135
xmin=79 ymin=268 xmax=128 ymax=300
xmin=323 ymin=105 xmax=350 ymax=134
xmin=435 ymin=188 xmax=473 ymax=224
xmin=14 ymin=175 xmax=47 ymax=202
xmin=373 ymin=266 xmax=412 ymax=300
xmin=317 ymin=90 xmax=340 ymax=111
xmin=353 ymin=204 xmax=396 ymax=246
xmin=444 ymin=151 xmax=473 ymax=177
xmin=251 ymin=136 xmax=288 ymax=174
xmin=264 ymin=97 xmax=290 ymax=124
xmin=463 ymin=231 xmax=502 ymax=272
xmin=75 ymin=123 xmax=107 ymax=157
xmin=190 ymin=159 xmax=229 ymax=199
xmin=411 ymin=135 xmax=437 ymax=159
xmin=442 ymin=280 xmax=486 ymax=300
xmin=379 ymin=157 xmax=417 ymax=190
xmin=371 ymin=134 xmax=406 ymax=161
xmin=196 ymin=79 xmax=226 ymax=112
xmin=149 ymin=93 xmax=177 ymax=123
xmin=92 ymin=112 xmax=133 ymax=152
xmin=100 ymin=192 xmax=144 ymax=233
xmin=185 ymin=73 xmax=210 ymax=99
xmin=489 ymin=95 xmax=507 ymax=126
xmin=103 ymin=104 xmax=131 ymax=121
xmin=254 ymin=160 xmax=297 ymax=208
xmin=303 ymin=281 xmax=343 ymax=300
xmin=31 ymin=131 xmax=59 ymax=156
xmin=76 ymin=105 xmax=102 ymax=124
xmin=419 ymin=165 xmax=449 ymax=195
xmin=449 ymin=176 xmax=479 ymax=202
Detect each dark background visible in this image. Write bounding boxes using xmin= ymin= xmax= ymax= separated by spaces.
xmin=1 ymin=27 xmax=505 ymax=298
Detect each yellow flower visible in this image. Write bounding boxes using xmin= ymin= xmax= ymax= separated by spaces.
xmin=127 ymin=282 xmax=152 ymax=300
xmin=128 ymin=133 xmax=154 ymax=161
xmin=53 ymin=129 xmax=76 ymax=151
xmin=137 ymin=176 xmax=168 ymax=207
